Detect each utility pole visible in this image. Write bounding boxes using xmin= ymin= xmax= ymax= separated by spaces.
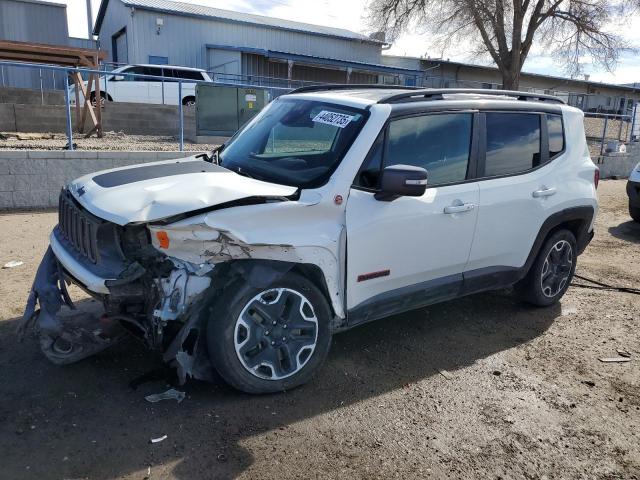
xmin=86 ymin=0 xmax=94 ymax=38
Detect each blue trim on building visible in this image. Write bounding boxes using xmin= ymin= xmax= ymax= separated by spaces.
xmin=204 ymin=44 xmax=424 ymax=77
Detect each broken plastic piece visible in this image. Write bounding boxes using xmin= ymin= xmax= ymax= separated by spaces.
xmin=3 ymin=260 xmax=24 ymax=268
xmin=598 ymin=357 xmax=631 ymax=363
xmin=150 ymin=435 xmax=167 ymax=444
xmin=144 ymin=388 xmax=186 ymax=404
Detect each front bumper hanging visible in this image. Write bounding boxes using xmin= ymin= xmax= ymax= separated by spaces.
xmin=17 ymin=247 xmax=126 ymax=365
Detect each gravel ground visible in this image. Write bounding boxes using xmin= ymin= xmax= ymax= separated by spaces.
xmin=0 ymin=132 xmax=218 ymax=152
xmin=0 ymin=180 xmax=638 ymax=479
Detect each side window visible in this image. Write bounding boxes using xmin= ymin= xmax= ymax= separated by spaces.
xmin=160 ymin=68 xmax=178 ymax=82
xmin=124 ymin=66 xmax=145 ymax=80
xmin=385 ymin=113 xmax=473 ymax=186
xmin=142 ymin=66 xmax=163 ymax=80
xmin=547 ymin=114 xmax=564 ymax=158
xmin=484 ymin=113 xmax=541 ymax=176
xmin=174 ymin=69 xmax=204 ymax=81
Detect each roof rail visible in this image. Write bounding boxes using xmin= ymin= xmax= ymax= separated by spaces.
xmin=378 ymin=88 xmax=565 ymax=104
xmin=289 ymin=84 xmax=422 ymax=94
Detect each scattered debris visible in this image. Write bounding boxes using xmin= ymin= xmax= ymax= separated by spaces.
xmin=3 ymin=260 xmax=24 ymax=269
xmin=438 ymin=369 xmax=453 ymax=380
xmin=492 ymin=370 xmax=502 ymax=376
xmin=144 ymin=388 xmax=185 ymax=404
xmin=150 ymin=435 xmax=167 ymax=444
xmin=617 ymin=348 xmax=632 ymax=358
xmin=582 ymin=380 xmax=596 ymax=387
xmin=598 ymin=357 xmax=631 ymax=363
xmin=217 ymin=453 xmax=228 ymax=462
xmin=561 ymin=306 xmax=578 ymax=316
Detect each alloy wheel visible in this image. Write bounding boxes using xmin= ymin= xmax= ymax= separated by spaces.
xmin=234 ymin=288 xmax=318 ymax=380
xmin=540 ymin=240 xmax=573 ymax=298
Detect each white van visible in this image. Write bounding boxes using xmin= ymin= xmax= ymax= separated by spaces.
xmin=70 ymin=64 xmax=213 ymax=106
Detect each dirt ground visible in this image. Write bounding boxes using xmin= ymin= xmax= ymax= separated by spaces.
xmin=0 ymin=180 xmax=638 ymax=480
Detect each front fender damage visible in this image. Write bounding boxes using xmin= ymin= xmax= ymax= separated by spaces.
xmin=20 ymin=221 xmax=344 ymax=386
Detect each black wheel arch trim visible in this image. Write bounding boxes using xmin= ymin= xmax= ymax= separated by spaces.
xmin=523 ymin=205 xmax=595 ymax=269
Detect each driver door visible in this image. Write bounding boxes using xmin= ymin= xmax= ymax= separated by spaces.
xmin=346 ymin=112 xmax=480 ymax=317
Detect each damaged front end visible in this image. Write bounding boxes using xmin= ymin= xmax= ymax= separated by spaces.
xmin=18 ymin=190 xmax=220 ymax=383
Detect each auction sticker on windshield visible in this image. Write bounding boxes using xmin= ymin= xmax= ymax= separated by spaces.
xmin=313 ymin=110 xmax=354 ymax=128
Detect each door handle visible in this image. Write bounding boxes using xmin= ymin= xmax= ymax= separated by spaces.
xmin=532 ymin=187 xmax=557 ymax=198
xmin=443 ymin=203 xmax=475 ymax=214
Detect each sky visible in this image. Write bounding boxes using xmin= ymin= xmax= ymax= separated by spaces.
xmin=60 ymin=0 xmax=639 ymax=84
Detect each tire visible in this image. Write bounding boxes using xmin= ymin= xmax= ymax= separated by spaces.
xmin=630 ymin=205 xmax=640 ymax=223
xmin=206 ymin=272 xmax=332 ymax=394
xmin=182 ymin=96 xmax=196 ymax=106
xmin=90 ymin=92 xmax=108 ymax=108
xmin=519 ymin=229 xmax=577 ymax=307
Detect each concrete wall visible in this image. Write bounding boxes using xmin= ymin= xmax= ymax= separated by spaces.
xmin=0 ymin=150 xmax=203 ymax=209
xmin=0 ymin=101 xmax=196 ymax=136
xmin=0 ymin=86 xmax=64 ymax=105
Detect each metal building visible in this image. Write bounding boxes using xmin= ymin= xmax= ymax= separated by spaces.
xmin=382 ymin=54 xmax=640 ymax=114
xmin=0 ymin=0 xmax=68 ymax=88
xmin=93 ymin=0 xmax=423 ymax=86
xmin=0 ymin=0 xmax=98 ymax=89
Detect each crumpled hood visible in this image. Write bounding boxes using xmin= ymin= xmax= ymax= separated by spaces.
xmin=69 ymin=156 xmax=298 ymax=225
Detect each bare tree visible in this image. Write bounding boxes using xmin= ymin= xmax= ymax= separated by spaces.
xmin=368 ymin=0 xmax=636 ymax=89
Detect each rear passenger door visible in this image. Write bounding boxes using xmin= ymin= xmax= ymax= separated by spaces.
xmin=466 ymin=111 xmax=566 ymax=275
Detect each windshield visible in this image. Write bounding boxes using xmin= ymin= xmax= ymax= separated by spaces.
xmin=218 ymin=98 xmax=368 ymax=188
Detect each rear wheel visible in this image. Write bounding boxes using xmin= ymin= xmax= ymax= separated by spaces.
xmin=519 ymin=229 xmax=577 ymax=307
xmin=630 ymin=205 xmax=640 ymax=222
xmin=206 ymin=272 xmax=332 ymax=394
xmin=182 ymin=96 xmax=196 ymax=106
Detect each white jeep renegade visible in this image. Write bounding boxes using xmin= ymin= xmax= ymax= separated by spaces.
xmin=22 ymin=87 xmax=599 ymax=394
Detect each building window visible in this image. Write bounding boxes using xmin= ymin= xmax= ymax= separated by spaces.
xmin=149 ymin=55 xmax=169 ymax=65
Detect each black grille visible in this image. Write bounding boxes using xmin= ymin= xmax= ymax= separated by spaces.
xmin=58 ymin=190 xmax=101 ymax=263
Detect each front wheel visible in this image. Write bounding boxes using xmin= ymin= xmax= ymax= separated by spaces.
xmin=206 ymin=272 xmax=332 ymax=394
xmin=630 ymin=205 xmax=640 ymax=222
xmin=519 ymin=229 xmax=577 ymax=307
xmin=90 ymin=92 xmax=108 ymax=108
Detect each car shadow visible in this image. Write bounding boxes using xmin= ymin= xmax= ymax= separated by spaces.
xmin=608 ymin=220 xmax=640 ymax=244
xmin=0 ymin=292 xmax=559 ymax=479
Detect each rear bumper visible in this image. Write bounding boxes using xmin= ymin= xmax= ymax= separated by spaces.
xmin=627 ymin=180 xmax=640 ymax=208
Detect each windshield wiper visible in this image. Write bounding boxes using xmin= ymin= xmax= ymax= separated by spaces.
xmin=200 ymin=144 xmax=225 ymax=164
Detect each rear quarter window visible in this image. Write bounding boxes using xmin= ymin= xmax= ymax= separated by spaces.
xmin=547 ymin=114 xmax=565 ymax=158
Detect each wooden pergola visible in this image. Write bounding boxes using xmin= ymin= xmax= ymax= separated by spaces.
xmin=0 ymin=40 xmax=107 ymax=137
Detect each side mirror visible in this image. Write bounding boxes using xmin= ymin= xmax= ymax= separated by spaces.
xmin=112 ymin=75 xmax=125 ymax=81
xmin=374 ymin=164 xmax=428 ymax=201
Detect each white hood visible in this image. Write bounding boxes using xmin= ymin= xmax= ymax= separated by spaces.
xmin=69 ymin=156 xmax=298 ymax=225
